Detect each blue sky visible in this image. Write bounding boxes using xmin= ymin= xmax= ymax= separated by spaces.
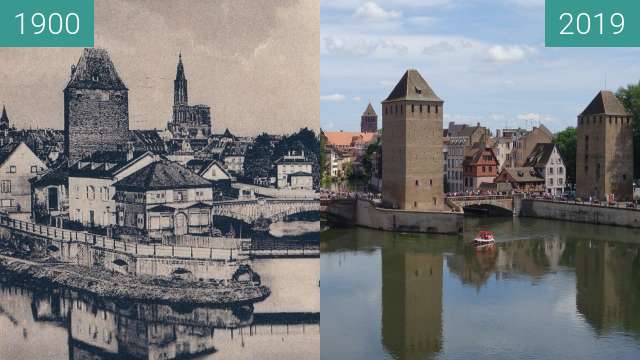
xmin=320 ymin=0 xmax=640 ymax=133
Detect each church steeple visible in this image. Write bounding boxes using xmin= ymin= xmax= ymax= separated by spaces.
xmin=0 ymin=105 xmax=10 ymax=130
xmin=174 ymin=52 xmax=188 ymax=106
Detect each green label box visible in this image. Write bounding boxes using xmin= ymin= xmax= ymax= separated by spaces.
xmin=546 ymin=0 xmax=640 ymax=47
xmin=0 ymin=0 xmax=93 ymax=47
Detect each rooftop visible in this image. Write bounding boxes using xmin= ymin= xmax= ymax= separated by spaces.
xmin=114 ymin=160 xmax=212 ymax=191
xmin=580 ymin=90 xmax=630 ymax=117
xmin=524 ymin=143 xmax=559 ymax=169
xmin=65 ymin=48 xmax=127 ymax=91
xmin=383 ymin=69 xmax=442 ymax=103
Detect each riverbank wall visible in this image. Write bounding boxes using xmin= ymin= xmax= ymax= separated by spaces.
xmin=0 ymin=218 xmax=246 ymax=280
xmin=0 ymin=254 xmax=269 ymax=305
xmin=519 ymin=199 xmax=640 ymax=228
xmin=322 ymin=199 xmax=463 ymax=234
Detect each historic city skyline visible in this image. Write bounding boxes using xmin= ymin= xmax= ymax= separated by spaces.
xmin=0 ymin=0 xmax=319 ymax=136
xmin=320 ymin=0 xmax=640 ymax=133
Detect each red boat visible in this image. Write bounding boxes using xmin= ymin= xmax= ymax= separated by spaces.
xmin=473 ymin=231 xmax=495 ymax=245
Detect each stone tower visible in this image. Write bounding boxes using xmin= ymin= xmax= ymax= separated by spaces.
xmin=361 ymin=102 xmax=378 ymax=133
xmin=0 ymin=106 xmax=9 ymax=130
xmin=168 ymin=54 xmax=212 ymax=139
xmin=576 ymin=90 xmax=634 ymax=201
xmin=381 ymin=69 xmax=444 ymax=210
xmin=64 ymin=48 xmax=129 ymax=163
xmin=174 ymin=53 xmax=188 ymax=106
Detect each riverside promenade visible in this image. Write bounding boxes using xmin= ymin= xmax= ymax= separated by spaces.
xmin=0 ymin=215 xmax=319 ymax=281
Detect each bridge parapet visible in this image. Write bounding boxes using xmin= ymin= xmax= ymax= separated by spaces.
xmin=446 ymin=195 xmax=522 ymax=214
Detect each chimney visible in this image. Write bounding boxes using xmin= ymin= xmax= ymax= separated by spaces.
xmin=126 ymin=144 xmax=134 ymax=161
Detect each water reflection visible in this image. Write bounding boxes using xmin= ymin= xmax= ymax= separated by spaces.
xmin=0 ymin=280 xmax=319 ymax=359
xmin=381 ymin=248 xmax=442 ymax=359
xmin=321 ymin=219 xmax=640 ymax=359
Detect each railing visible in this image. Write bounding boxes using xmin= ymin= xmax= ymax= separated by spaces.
xmin=524 ymin=196 xmax=640 ymax=211
xmin=0 ymin=215 xmax=243 ymax=261
xmin=446 ymin=194 xmax=518 ymax=202
xmin=241 ymin=240 xmax=319 ymax=258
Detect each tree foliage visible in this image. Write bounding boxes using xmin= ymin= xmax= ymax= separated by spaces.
xmin=243 ymin=133 xmax=273 ymax=180
xmin=616 ymin=83 xmax=640 ymax=179
xmin=274 ymin=127 xmax=321 ymax=188
xmin=554 ymin=127 xmax=577 ymax=185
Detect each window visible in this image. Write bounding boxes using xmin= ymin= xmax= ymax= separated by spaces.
xmin=558 ymin=167 xmax=564 ymax=175
xmin=411 ymin=104 xmax=415 ymax=113
xmin=1 ymin=180 xmax=10 ymax=193
xmin=136 ymin=213 xmax=144 ymax=229
xmin=87 ymin=186 xmax=95 ymax=200
xmin=549 ymin=178 xmax=554 ymax=186
xmin=8 ymin=165 xmax=16 ymax=173
xmin=31 ymin=166 xmax=38 ymax=173
xmin=549 ymin=167 xmax=554 ymax=174
xmin=415 ymin=180 xmax=420 ymax=186
xmin=559 ymin=178 xmax=563 ymax=185
xmin=1 ymin=199 xmax=14 ymax=207
xmin=174 ymin=190 xmax=188 ymax=202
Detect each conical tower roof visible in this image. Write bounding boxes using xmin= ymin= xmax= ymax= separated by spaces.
xmin=383 ymin=69 xmax=442 ymax=103
xmin=580 ymin=90 xmax=629 ymax=116
xmin=65 ymin=48 xmax=127 ymax=91
xmin=0 ymin=106 xmax=7 ymax=122
xmin=176 ymin=52 xmax=186 ymax=81
xmin=362 ymin=102 xmax=377 ymax=116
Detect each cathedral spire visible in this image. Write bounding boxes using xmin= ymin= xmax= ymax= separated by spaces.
xmin=0 ymin=105 xmax=9 ymax=130
xmin=174 ymin=52 xmax=188 ymax=106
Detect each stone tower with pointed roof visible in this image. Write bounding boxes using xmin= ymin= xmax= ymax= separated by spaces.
xmin=64 ymin=48 xmax=129 ymax=163
xmin=576 ymin=90 xmax=634 ymax=201
xmin=0 ymin=106 xmax=10 ymax=130
xmin=381 ymin=69 xmax=444 ymax=210
xmin=168 ymin=53 xmax=212 ymax=139
xmin=361 ymin=102 xmax=378 ymax=133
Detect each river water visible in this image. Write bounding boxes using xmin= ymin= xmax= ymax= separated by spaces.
xmin=0 ymin=218 xmax=320 ymax=360
xmin=321 ymin=217 xmax=640 ymax=360
xmin=0 ymin=256 xmax=319 ymax=360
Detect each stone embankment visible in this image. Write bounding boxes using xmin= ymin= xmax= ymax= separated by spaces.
xmin=0 ymin=254 xmax=270 ymax=305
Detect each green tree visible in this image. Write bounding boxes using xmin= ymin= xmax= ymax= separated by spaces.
xmin=554 ymin=127 xmax=577 ymax=185
xmin=616 ymin=83 xmax=640 ymax=179
xmin=273 ymin=128 xmax=321 ymax=188
xmin=319 ymin=130 xmax=327 ymax=178
xmin=361 ymin=140 xmax=380 ymax=181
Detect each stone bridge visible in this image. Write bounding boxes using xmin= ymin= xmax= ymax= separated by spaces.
xmin=446 ymin=195 xmax=523 ymax=215
xmin=211 ymin=198 xmax=319 ymax=224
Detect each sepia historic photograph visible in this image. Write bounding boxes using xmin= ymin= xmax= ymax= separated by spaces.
xmin=0 ymin=1 xmax=319 ymax=359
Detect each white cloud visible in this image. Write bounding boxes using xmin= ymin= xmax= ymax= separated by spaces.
xmin=517 ymin=112 xmax=555 ymax=123
xmin=321 ymin=94 xmax=347 ymax=102
xmin=487 ymin=45 xmax=536 ymax=63
xmin=352 ymin=96 xmax=362 ymax=101
xmin=422 ymin=41 xmax=456 ymax=55
xmin=324 ymin=36 xmax=408 ymax=57
xmin=353 ymin=2 xmax=401 ymax=22
xmin=324 ymin=37 xmax=379 ymax=57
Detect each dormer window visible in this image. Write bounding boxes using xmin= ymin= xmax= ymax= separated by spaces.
xmin=415 ymin=87 xmax=422 ymax=94
xmin=92 ymin=74 xmax=99 ymax=82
